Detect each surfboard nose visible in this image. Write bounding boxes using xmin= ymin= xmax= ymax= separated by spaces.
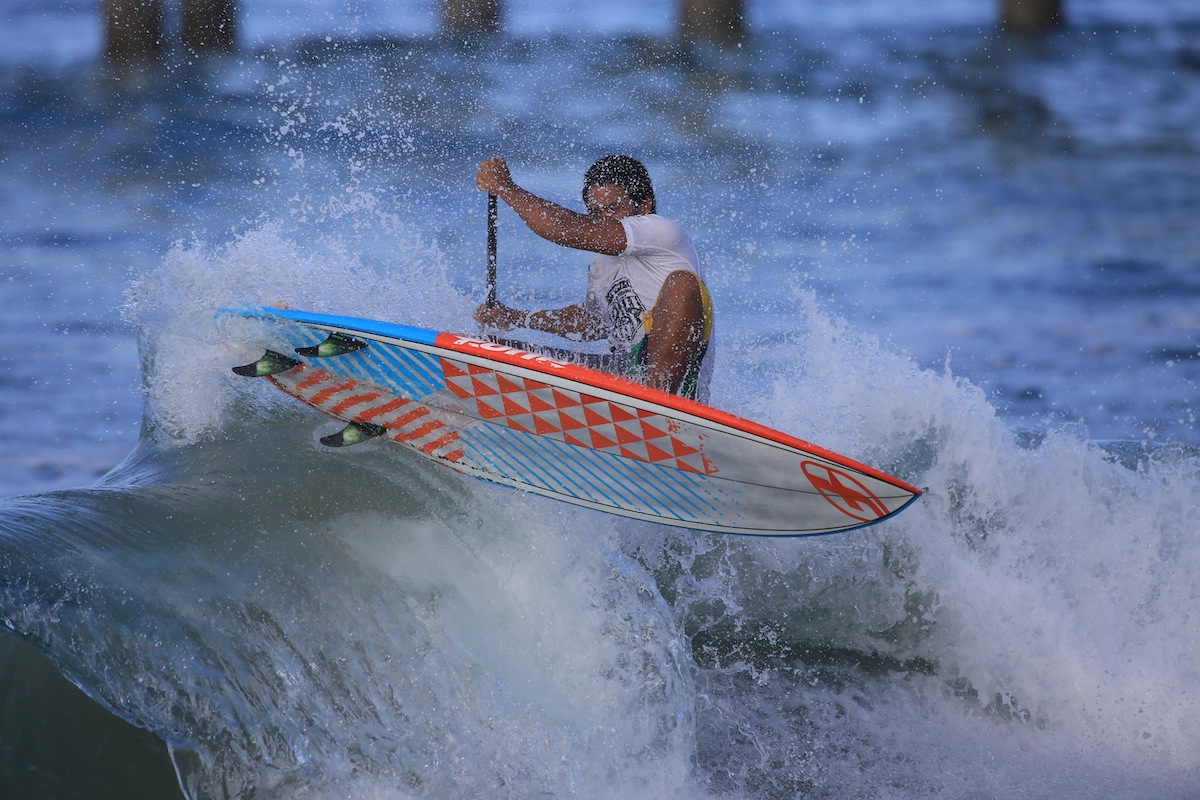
xmin=800 ymin=460 xmax=895 ymax=522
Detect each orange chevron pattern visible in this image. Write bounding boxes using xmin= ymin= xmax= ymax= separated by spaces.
xmin=270 ymin=365 xmax=464 ymax=462
xmin=440 ymin=358 xmax=716 ymax=475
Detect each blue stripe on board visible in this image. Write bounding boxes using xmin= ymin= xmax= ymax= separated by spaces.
xmin=502 ymin=427 xmax=615 ymax=508
xmin=223 ymin=307 xmax=442 ymax=347
xmin=508 ymin=437 xmax=597 ymax=508
xmin=276 ymin=326 xmax=326 ymax=352
xmin=547 ymin=435 xmax=719 ymax=522
xmin=363 ymin=342 xmax=443 ymax=399
xmin=306 ymin=337 xmax=441 ymax=399
xmin=618 ymin=456 xmax=685 ymax=518
xmin=575 ymin=440 xmax=671 ymax=518
xmin=646 ymin=458 xmax=723 ymax=519
xmin=469 ymin=424 xmax=639 ymax=513
xmin=462 ymin=424 xmax=529 ymax=479
xmin=544 ymin=434 xmax=645 ymax=513
xmin=580 ymin=441 xmax=722 ymax=521
xmin=466 ymin=422 xmax=723 ymax=524
xmin=270 ymin=323 xmax=445 ymax=400
xmin=470 ymin=424 xmax=552 ymax=487
xmin=469 ymin=428 xmax=581 ymax=503
xmin=468 ymin=424 xmax=613 ymax=510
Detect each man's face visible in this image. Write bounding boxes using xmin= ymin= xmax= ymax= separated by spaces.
xmin=585 ymin=184 xmax=644 ymax=219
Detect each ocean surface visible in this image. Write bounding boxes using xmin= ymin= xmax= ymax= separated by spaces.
xmin=2 ymin=0 xmax=1200 ymax=797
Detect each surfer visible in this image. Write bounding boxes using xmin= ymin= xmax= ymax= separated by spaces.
xmin=473 ymin=155 xmax=714 ymax=401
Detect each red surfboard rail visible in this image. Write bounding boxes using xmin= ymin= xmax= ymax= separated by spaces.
xmin=432 ymin=332 xmax=922 ymax=496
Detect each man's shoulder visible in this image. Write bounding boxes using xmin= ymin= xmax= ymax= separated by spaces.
xmin=622 ymin=213 xmax=687 ymax=247
xmin=625 ymin=212 xmax=678 ymax=230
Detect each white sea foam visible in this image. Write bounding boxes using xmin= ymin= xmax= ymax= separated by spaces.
xmin=122 ymin=222 xmax=473 ymax=444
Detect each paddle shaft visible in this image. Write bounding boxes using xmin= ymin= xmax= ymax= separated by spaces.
xmin=486 ymin=193 xmax=497 ymax=308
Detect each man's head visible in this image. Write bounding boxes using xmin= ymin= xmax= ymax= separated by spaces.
xmin=582 ymin=155 xmax=656 ymax=217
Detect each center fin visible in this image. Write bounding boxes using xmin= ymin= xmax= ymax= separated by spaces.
xmin=232 ymin=350 xmax=301 ymax=377
xmin=320 ymin=421 xmax=386 ymax=447
xmin=296 ymin=332 xmax=368 ymax=358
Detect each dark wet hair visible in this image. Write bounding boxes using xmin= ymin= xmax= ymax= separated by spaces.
xmin=582 ymin=155 xmax=656 ymax=212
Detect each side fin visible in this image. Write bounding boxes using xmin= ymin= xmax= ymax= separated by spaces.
xmin=232 ymin=350 xmax=301 ymax=377
xmin=320 ymin=421 xmax=386 ymax=448
xmin=296 ymin=332 xmax=368 ymax=358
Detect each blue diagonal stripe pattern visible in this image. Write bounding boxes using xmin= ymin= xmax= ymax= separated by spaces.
xmin=459 ymin=421 xmax=724 ymax=524
xmin=279 ymin=327 xmax=444 ymax=400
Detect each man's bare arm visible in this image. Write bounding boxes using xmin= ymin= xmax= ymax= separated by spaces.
xmin=475 ymin=301 xmax=608 ymax=342
xmin=477 ymin=157 xmax=627 ymax=255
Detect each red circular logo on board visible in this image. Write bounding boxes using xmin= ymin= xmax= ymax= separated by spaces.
xmin=801 ymin=461 xmax=889 ymax=521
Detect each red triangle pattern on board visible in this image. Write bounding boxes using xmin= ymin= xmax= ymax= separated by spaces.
xmin=441 ymin=358 xmax=715 ymax=474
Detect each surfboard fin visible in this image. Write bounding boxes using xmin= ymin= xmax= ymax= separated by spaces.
xmin=232 ymin=350 xmax=301 ymax=377
xmin=320 ymin=421 xmax=386 ymax=448
xmin=296 ymin=332 xmax=367 ymax=358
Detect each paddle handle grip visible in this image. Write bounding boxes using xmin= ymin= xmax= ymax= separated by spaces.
xmin=486 ymin=193 xmax=498 ymax=308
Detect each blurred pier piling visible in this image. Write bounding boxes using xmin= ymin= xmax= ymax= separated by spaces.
xmin=104 ymin=0 xmax=1067 ymax=63
xmin=441 ymin=0 xmax=501 ymax=33
xmin=1003 ymin=0 xmax=1064 ymax=31
xmin=679 ymin=0 xmax=746 ymax=42
xmin=103 ymin=0 xmax=234 ymax=63
xmin=437 ymin=0 xmax=747 ymax=40
xmin=103 ymin=0 xmax=164 ymax=62
xmin=181 ymin=0 xmax=237 ymax=52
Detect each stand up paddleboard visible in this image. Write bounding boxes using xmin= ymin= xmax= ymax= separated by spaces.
xmin=224 ymin=307 xmax=920 ymax=537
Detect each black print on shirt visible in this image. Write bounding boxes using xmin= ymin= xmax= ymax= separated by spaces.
xmin=605 ymin=277 xmax=646 ymax=343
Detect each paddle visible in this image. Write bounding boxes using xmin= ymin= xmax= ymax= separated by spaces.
xmin=486 ymin=193 xmax=497 ymax=308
